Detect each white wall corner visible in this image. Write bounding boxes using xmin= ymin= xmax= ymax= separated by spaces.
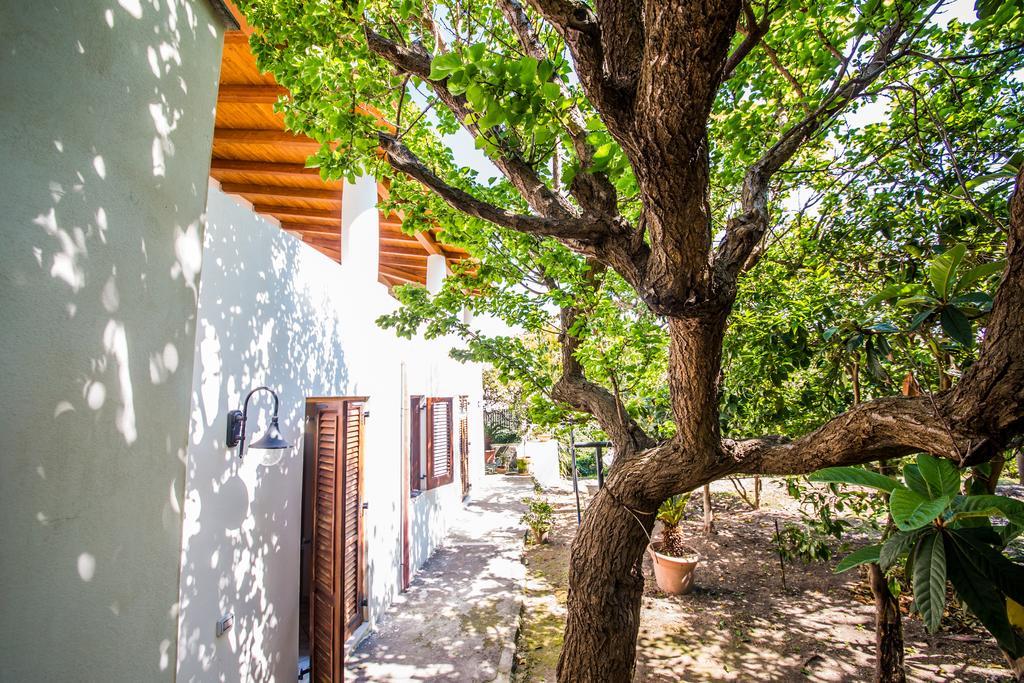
xmin=426 ymin=253 xmax=447 ymax=294
xmin=342 ymin=174 xmax=380 ymax=282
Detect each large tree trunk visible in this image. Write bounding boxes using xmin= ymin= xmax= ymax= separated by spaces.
xmin=869 ymin=562 xmax=906 ymax=683
xmin=557 ymin=490 xmax=654 ymax=682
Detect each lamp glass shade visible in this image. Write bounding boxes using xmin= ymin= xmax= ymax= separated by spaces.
xmin=248 ymin=417 xmax=291 ymax=466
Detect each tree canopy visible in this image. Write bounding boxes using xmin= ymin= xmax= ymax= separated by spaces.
xmin=235 ymin=0 xmax=1024 ymax=677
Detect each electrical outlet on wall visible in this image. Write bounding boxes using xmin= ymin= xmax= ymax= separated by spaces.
xmin=216 ymin=613 xmax=233 ymax=637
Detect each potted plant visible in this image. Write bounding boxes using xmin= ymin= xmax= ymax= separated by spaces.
xmin=648 ymin=492 xmax=700 ymax=595
xmin=516 ymin=458 xmax=528 ymax=474
xmin=522 ymin=498 xmax=554 ymax=544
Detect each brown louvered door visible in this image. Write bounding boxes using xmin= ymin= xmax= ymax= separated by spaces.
xmin=426 ymin=398 xmax=454 ymax=489
xmin=309 ymin=398 xmax=365 ymax=683
xmin=309 ymin=400 xmax=343 ymax=683
xmin=341 ymin=400 xmax=365 ymax=638
xmin=459 ymin=396 xmax=470 ymax=497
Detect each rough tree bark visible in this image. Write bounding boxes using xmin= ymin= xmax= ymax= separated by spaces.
xmin=354 ymin=3 xmax=1024 ymax=679
xmin=869 ymin=561 xmax=906 ymax=683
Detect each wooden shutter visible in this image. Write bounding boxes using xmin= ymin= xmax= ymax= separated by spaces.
xmin=342 ymin=400 xmax=365 ymax=637
xmin=309 ymin=402 xmax=343 ymax=683
xmin=426 ymin=397 xmax=453 ymax=488
xmin=309 ymin=399 xmax=365 ymax=683
xmin=409 ymin=396 xmax=422 ymax=493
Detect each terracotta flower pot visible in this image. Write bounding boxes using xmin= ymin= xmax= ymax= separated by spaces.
xmin=647 ymin=541 xmax=700 ymax=595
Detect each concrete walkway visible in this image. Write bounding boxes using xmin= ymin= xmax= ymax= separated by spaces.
xmin=345 ymin=475 xmax=532 ymax=682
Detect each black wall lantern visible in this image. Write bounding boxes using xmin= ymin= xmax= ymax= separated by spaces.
xmin=226 ymin=386 xmax=291 ymax=466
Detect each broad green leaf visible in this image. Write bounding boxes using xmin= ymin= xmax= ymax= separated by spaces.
xmin=956 ymin=260 xmax=1005 ymax=291
xmin=428 ymin=52 xmax=462 ymax=80
xmin=897 ymin=295 xmax=940 ymax=307
xmin=880 ymin=529 xmax=924 ymax=572
xmin=940 ymin=306 xmax=973 ymax=346
xmin=928 ymin=243 xmax=966 ymax=299
xmin=907 ymin=308 xmax=936 ymax=331
xmin=950 ymin=292 xmax=993 ymax=309
xmin=835 ymin=544 xmax=883 ymax=573
xmin=890 ymin=488 xmax=948 ymax=531
xmin=945 ymin=533 xmax=1024 ymax=658
xmin=912 ymin=530 xmax=947 ymax=633
xmin=949 ymin=495 xmax=1024 ymax=527
xmin=916 ymin=454 xmax=961 ymax=498
xmin=998 ymin=523 xmax=1024 ymax=546
xmin=903 ymin=464 xmax=931 ymax=498
xmin=866 ymin=283 xmax=919 ymax=306
xmin=808 ymin=467 xmax=902 ymax=493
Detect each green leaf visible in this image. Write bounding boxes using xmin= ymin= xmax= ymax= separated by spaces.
xmin=956 ymin=260 xmax=1005 ymax=291
xmin=916 ymin=454 xmax=961 ymax=498
xmin=907 ymin=308 xmax=936 ymax=331
xmin=808 ymin=467 xmax=903 ymax=493
xmin=835 ymin=544 xmax=883 ymax=573
xmin=880 ymin=529 xmax=924 ymax=572
xmin=867 ymin=283 xmax=918 ymax=306
xmin=890 ymin=488 xmax=948 ymax=531
xmin=428 ymin=52 xmax=462 ymax=80
xmin=945 ymin=533 xmax=1024 ymax=658
xmin=898 ymin=295 xmax=941 ymax=307
xmin=951 ymin=292 xmax=993 ymax=310
xmin=903 ymin=464 xmax=931 ymax=498
xmin=928 ymin=243 xmax=966 ymax=299
xmin=949 ymin=494 xmax=1024 ymax=527
xmin=911 ymin=530 xmax=947 ymax=633
xmin=940 ymin=306 xmax=973 ymax=346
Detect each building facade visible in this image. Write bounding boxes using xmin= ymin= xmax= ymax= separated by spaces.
xmin=0 ymin=2 xmax=483 ymax=680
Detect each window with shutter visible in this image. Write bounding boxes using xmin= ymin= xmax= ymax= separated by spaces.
xmin=425 ymin=397 xmax=454 ymax=489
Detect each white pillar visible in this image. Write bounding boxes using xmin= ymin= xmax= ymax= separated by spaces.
xmin=426 ymin=253 xmax=447 ymax=294
xmin=341 ymin=174 xmax=379 ymax=282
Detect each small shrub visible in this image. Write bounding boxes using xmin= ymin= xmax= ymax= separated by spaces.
xmin=522 ymin=498 xmax=554 ymax=544
xmin=656 ymin=492 xmax=694 ymax=557
xmin=517 ymin=459 xmax=528 ymax=473
xmin=773 ymin=521 xmax=833 ymax=564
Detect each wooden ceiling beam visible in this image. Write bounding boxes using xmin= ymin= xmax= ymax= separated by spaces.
xmin=282 ymin=224 xmax=340 ymax=239
xmin=379 ymin=265 xmax=424 ymax=285
xmin=253 ymin=204 xmax=340 ymax=220
xmin=217 ymin=83 xmax=288 ymax=103
xmin=211 ymin=158 xmax=321 ymax=176
xmin=380 ymin=243 xmax=431 ymax=257
xmin=380 ymin=253 xmax=429 ymax=268
xmin=219 ymin=183 xmax=341 ymax=202
xmin=214 ymin=127 xmax=320 ymax=147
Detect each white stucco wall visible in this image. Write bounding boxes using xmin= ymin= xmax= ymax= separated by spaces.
xmin=175 ymin=184 xmax=484 ymax=681
xmin=0 ymin=1 xmax=223 ymax=679
xmin=522 ymin=439 xmax=562 ymax=489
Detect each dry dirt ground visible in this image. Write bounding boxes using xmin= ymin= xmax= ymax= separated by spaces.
xmin=513 ymin=478 xmax=1016 ymax=682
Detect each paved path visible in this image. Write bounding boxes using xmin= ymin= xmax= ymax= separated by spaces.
xmin=345 ymin=475 xmax=531 ymax=682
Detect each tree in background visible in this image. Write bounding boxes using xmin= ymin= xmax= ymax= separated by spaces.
xmin=236 ymin=0 xmax=1024 ymax=678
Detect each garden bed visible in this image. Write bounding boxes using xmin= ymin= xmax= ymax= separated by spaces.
xmin=514 ymin=478 xmax=1013 ymax=682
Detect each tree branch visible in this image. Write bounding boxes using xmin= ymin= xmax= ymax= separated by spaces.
xmin=714 ymin=14 xmax=912 ymax=292
xmin=729 ymin=167 xmax=1024 ymax=476
xmin=494 ymin=0 xmax=620 ymax=217
xmin=522 ymin=0 xmax=636 ymax=137
xmin=378 ymin=133 xmax=605 ymax=243
xmin=365 ymin=27 xmax=577 ymax=220
xmin=723 ymin=1 xmax=773 ymax=80
xmin=551 ymin=267 xmax=657 ymax=454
